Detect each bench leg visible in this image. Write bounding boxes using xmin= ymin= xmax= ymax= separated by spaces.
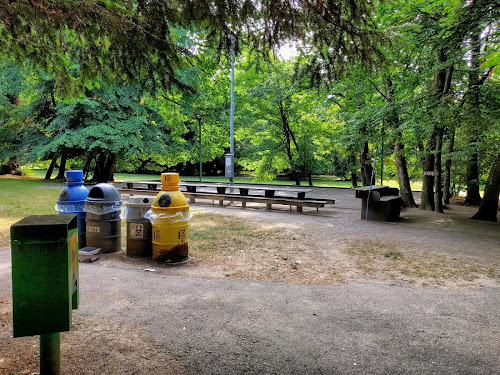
xmin=219 ymin=200 xmax=224 ymax=206
xmin=266 ymin=203 xmax=272 ymax=210
xmin=190 ymin=197 xmax=195 ymax=204
xmin=296 ymin=206 xmax=303 ymax=213
xmin=242 ymin=201 xmax=246 ymax=208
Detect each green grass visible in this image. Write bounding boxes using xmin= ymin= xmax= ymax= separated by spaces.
xmin=28 ymin=168 xmax=421 ymax=189
xmin=0 ymin=177 xmax=63 ymax=246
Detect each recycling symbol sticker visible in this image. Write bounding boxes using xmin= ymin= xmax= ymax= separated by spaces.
xmin=59 ymin=190 xmax=70 ymax=201
xmin=158 ymin=195 xmax=172 ymax=207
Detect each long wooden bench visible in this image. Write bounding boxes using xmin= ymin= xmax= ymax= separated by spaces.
xmin=183 ymin=192 xmax=329 ymax=211
xmin=117 ymin=188 xmax=333 ymax=212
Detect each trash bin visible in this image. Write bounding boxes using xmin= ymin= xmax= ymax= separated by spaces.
xmin=55 ymin=170 xmax=89 ymax=248
xmin=84 ymin=183 xmax=122 ymax=253
xmin=148 ymin=173 xmax=190 ymax=262
xmin=123 ymin=196 xmax=152 ymax=257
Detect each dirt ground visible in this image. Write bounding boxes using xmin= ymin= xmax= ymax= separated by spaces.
xmin=1 ymin=187 xmax=499 ymax=374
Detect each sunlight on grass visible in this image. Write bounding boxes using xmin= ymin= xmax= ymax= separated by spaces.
xmin=0 ymin=177 xmax=63 ymax=246
xmin=26 ymin=168 xmax=424 ymax=190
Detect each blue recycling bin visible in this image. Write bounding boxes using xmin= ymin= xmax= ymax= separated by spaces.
xmin=55 ymin=170 xmax=89 ymax=248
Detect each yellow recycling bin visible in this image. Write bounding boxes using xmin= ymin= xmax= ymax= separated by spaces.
xmin=148 ymin=173 xmax=190 ymax=262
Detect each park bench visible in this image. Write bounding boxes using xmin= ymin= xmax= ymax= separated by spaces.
xmin=180 ymin=192 xmax=329 ymax=212
xmin=353 ymin=185 xmax=403 ymax=221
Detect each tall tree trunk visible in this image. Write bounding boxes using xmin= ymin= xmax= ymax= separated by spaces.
xmin=386 ymin=78 xmax=417 ymax=207
xmin=93 ymin=152 xmax=107 ymax=182
xmin=360 ymin=141 xmax=374 ymax=186
xmin=45 ymin=155 xmax=57 ymax=180
xmin=103 ymin=153 xmax=118 ymax=182
xmin=420 ymin=132 xmax=436 ymax=211
xmin=465 ymin=27 xmax=482 ymax=205
xmin=278 ymin=101 xmax=300 ymax=185
xmin=55 ymin=153 xmax=67 ymax=180
xmin=83 ymin=153 xmax=93 ymax=181
xmin=443 ymin=128 xmax=455 ymax=204
xmin=349 ymin=150 xmax=358 ymax=188
xmin=472 ymin=151 xmax=500 ymax=222
xmin=434 ymin=127 xmax=444 ymax=213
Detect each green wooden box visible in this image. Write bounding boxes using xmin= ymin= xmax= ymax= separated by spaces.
xmin=11 ymin=215 xmax=79 ymax=338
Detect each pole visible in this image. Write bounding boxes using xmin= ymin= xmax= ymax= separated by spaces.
xmin=40 ymin=332 xmax=60 ymax=375
xmin=380 ymin=135 xmax=384 ymax=185
xmin=229 ymin=35 xmax=235 ymax=189
xmin=199 ymin=119 xmax=202 ymax=182
xmin=366 ymin=150 xmax=377 ymax=221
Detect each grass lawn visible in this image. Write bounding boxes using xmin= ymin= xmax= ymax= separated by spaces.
xmin=28 ymin=169 xmax=422 ymax=190
xmin=0 ymin=173 xmax=420 ymax=248
xmin=0 ymin=177 xmax=64 ymax=246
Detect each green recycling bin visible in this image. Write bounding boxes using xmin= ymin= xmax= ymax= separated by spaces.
xmin=10 ymin=214 xmax=79 ymax=338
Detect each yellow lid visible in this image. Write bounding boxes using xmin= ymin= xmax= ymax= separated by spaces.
xmin=161 ymin=173 xmax=179 ymax=186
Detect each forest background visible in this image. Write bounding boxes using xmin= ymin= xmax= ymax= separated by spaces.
xmin=0 ymin=0 xmax=499 ymax=221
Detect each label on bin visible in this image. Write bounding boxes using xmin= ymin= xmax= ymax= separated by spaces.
xmin=59 ymin=190 xmax=70 ymax=201
xmin=130 ymin=223 xmax=144 ymax=238
xmin=158 ymin=195 xmax=172 ymax=207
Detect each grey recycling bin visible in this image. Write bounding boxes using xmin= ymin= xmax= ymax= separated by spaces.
xmin=84 ymin=183 xmax=122 ymax=253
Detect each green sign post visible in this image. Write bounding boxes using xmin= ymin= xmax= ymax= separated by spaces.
xmin=11 ymin=215 xmax=79 ymax=375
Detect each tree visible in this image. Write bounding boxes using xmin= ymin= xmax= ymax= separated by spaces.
xmin=1 ymin=0 xmax=382 ymax=94
xmin=26 ymin=84 xmax=176 ymax=182
xmin=472 ymin=151 xmax=500 ymax=222
xmin=236 ymin=61 xmax=334 ymax=184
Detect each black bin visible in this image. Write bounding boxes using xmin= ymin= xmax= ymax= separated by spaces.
xmin=84 ymin=183 xmax=122 ymax=253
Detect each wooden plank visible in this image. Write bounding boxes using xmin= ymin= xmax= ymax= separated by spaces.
xmin=378 ymin=195 xmax=403 ymax=202
xmin=184 ymin=193 xmax=324 ymax=207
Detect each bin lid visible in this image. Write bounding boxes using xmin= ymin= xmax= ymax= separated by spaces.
xmin=57 ymin=185 xmax=89 ymax=204
xmin=151 ymin=190 xmax=189 ymax=213
xmin=86 ymin=183 xmax=121 ymax=203
xmin=161 ymin=173 xmax=179 ymax=186
xmin=66 ymin=170 xmax=84 ymax=182
xmin=126 ymin=196 xmax=153 ymax=207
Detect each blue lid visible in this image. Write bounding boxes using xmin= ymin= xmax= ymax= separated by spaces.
xmin=66 ymin=170 xmax=84 ymax=182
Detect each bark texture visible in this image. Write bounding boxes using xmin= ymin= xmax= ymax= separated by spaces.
xmin=472 ymin=152 xmax=500 ymax=222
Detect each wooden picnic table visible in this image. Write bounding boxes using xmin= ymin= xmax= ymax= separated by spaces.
xmin=353 ymin=185 xmax=403 ymax=221
xmin=118 ymin=181 xmax=324 ymax=212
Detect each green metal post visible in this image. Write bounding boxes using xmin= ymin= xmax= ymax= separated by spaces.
xmin=40 ymin=332 xmax=60 ymax=375
xmin=199 ymin=119 xmax=202 ymax=182
xmin=380 ymin=138 xmax=384 ymax=185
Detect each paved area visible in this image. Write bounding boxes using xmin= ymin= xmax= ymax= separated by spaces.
xmin=1 ymin=249 xmax=499 ymax=374
xmin=2 ymin=187 xmax=499 ymax=374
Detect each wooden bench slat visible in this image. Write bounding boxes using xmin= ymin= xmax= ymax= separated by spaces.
xmin=378 ymin=195 xmax=403 ymax=202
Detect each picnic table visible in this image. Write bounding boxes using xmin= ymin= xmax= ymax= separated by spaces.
xmin=117 ymin=181 xmax=334 ymax=213
xmin=353 ymin=185 xmax=403 ymax=221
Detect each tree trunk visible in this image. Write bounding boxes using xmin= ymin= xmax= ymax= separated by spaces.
xmin=443 ymin=128 xmax=455 ymax=204
xmin=360 ymin=141 xmax=374 ymax=186
xmin=420 ymin=132 xmax=436 ymax=211
xmin=465 ymin=27 xmax=482 ymax=206
xmin=55 ymin=153 xmax=67 ymax=180
xmin=350 ymin=151 xmax=358 ymax=188
xmin=103 ymin=153 xmax=118 ymax=182
xmin=434 ymin=127 xmax=444 ymax=213
xmin=45 ymin=156 xmax=57 ymax=180
xmin=93 ymin=152 xmax=107 ymax=182
xmin=472 ymin=151 xmax=500 ymax=222
xmin=83 ymin=153 xmax=93 ymax=181
xmin=386 ymin=78 xmax=417 ymax=207
xmin=278 ymin=101 xmax=300 ymax=185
